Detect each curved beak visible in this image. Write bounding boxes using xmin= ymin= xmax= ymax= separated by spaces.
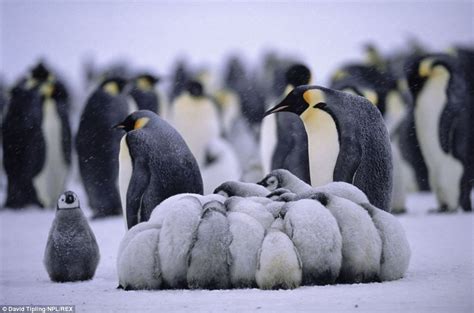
xmin=264 ymin=98 xmax=292 ymax=117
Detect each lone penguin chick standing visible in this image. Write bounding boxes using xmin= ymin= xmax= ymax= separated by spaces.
xmin=44 ymin=191 xmax=100 ymax=282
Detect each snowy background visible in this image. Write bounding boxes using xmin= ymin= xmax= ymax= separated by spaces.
xmin=1 ymin=1 xmax=473 ymax=312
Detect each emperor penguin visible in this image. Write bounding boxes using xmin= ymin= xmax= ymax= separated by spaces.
xmin=169 ymin=80 xmax=221 ymax=167
xmin=225 ymin=196 xmax=275 ymax=230
xmin=214 ymin=181 xmax=270 ymax=198
xmin=43 ymin=191 xmax=100 ymax=282
xmin=117 ymin=221 xmax=162 ymax=290
xmin=129 ymin=73 xmax=162 ymax=115
xmin=255 ymin=218 xmax=303 ymax=290
xmin=258 ymin=169 xmax=313 ymax=194
xmin=3 ymin=81 xmax=45 ymax=208
xmin=158 ymin=196 xmax=202 ymax=288
xmin=114 ymin=110 xmax=203 ymax=229
xmin=187 ymin=201 xmax=232 ymax=289
xmin=228 ymin=211 xmax=265 ymax=288
xmin=407 ymin=54 xmax=472 ymax=212
xmin=283 ymin=199 xmax=342 ymax=285
xmin=264 ymin=85 xmax=393 ymax=212
xmin=30 ymin=63 xmax=72 ymax=209
xmin=260 ymin=63 xmax=311 ymax=183
xmin=76 ymin=77 xmax=129 ymax=218
xmin=307 ymin=192 xmax=382 ymax=283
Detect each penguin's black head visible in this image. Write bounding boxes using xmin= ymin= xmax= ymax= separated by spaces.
xmin=133 ymin=74 xmax=160 ymax=91
xmin=264 ymin=85 xmax=328 ymax=117
xmin=185 ymin=80 xmax=204 ymax=97
xmin=100 ymin=77 xmax=128 ymax=96
xmin=31 ymin=62 xmax=52 ymax=82
xmin=57 ymin=191 xmax=80 ymax=210
xmin=285 ymin=63 xmax=311 ymax=88
xmin=114 ymin=110 xmax=158 ymax=132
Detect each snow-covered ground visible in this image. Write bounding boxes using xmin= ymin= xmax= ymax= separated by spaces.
xmin=0 ymin=192 xmax=472 ymax=313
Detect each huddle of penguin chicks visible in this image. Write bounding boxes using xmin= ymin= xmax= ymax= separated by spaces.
xmin=116 ymin=169 xmax=411 ymax=291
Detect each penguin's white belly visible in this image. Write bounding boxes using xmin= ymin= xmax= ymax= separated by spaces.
xmin=302 ymin=109 xmax=340 ymax=187
xmin=171 ymin=96 xmax=220 ymax=166
xmin=119 ymin=135 xmax=133 ymax=227
xmin=34 ymin=99 xmax=67 ymax=208
xmin=259 ymin=114 xmax=278 ymax=175
xmin=415 ymin=75 xmax=463 ymax=209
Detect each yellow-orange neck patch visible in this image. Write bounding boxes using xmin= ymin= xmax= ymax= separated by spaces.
xmin=134 ymin=117 xmax=150 ymax=130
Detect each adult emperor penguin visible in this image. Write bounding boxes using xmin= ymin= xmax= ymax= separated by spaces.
xmin=129 ymin=73 xmax=163 ymax=115
xmin=169 ymin=80 xmax=221 ymax=167
xmin=255 ymin=218 xmax=303 ymax=289
xmin=187 ymin=201 xmax=232 ymax=289
xmin=76 ymin=77 xmax=129 ymax=218
xmin=407 ymin=54 xmax=472 ymax=212
xmin=260 ymin=63 xmax=311 ymax=183
xmin=283 ymin=199 xmax=342 ymax=285
xmin=114 ymin=110 xmax=203 ymax=229
xmin=44 ymin=191 xmax=100 ymax=282
xmin=264 ymin=85 xmax=393 ymax=212
xmin=31 ymin=63 xmax=72 ymax=209
xmin=3 ymin=81 xmax=45 ymax=208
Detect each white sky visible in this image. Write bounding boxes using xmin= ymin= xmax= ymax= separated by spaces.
xmin=1 ymin=1 xmax=473 ymax=87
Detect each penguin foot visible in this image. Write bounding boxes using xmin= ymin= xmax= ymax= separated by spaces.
xmin=427 ymin=206 xmax=457 ymax=214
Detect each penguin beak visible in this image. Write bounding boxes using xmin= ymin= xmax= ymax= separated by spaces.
xmin=112 ymin=123 xmax=126 ymax=130
xmin=264 ymin=98 xmax=292 ymax=117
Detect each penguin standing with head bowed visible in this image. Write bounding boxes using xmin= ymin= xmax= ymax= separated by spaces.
xmin=260 ymin=63 xmax=311 ymax=184
xmin=44 ymin=191 xmax=100 ymax=282
xmin=407 ymin=54 xmax=472 ymax=212
xmin=264 ymin=85 xmax=393 ymax=212
xmin=76 ymin=77 xmax=129 ymax=218
xmin=114 ymin=110 xmax=203 ymax=229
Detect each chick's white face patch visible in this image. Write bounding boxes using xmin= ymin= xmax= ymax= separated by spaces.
xmin=57 ymin=193 xmax=79 ymax=210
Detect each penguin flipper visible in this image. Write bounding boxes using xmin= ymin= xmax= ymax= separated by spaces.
xmin=333 ymin=141 xmax=362 ymax=183
xmin=126 ymin=158 xmax=150 ymax=229
xmin=438 ymin=105 xmax=459 ymax=154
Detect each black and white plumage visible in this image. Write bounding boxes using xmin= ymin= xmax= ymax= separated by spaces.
xmin=44 ymin=191 xmax=100 ymax=282
xmin=187 ymin=201 xmax=232 ymax=290
xmin=407 ymin=54 xmax=472 ymax=212
xmin=115 ymin=110 xmax=203 ymax=229
xmin=129 ymin=74 xmax=162 ymax=114
xmin=283 ymin=199 xmax=342 ymax=285
xmin=258 ymin=169 xmax=313 ymax=194
xmin=264 ymin=85 xmax=393 ymax=212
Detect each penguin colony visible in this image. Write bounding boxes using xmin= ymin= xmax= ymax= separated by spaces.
xmin=117 ymin=176 xmax=411 ymax=290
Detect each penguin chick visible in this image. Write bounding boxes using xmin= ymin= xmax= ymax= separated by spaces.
xmin=256 ymin=218 xmax=303 ymax=290
xmin=308 ymin=192 xmax=382 ymax=283
xmin=266 ymin=188 xmax=297 ymax=202
xmin=228 ymin=212 xmax=265 ymax=288
xmin=225 ymin=197 xmax=275 ymax=229
xmin=296 ymin=181 xmax=370 ymax=204
xmin=258 ymin=169 xmax=313 ymax=194
xmin=264 ymin=85 xmax=393 ymax=212
xmin=187 ymin=201 xmax=232 ymax=289
xmin=264 ymin=201 xmax=286 ymax=218
xmin=214 ymin=181 xmax=270 ymax=198
xmin=117 ymin=225 xmax=162 ymax=290
xmin=44 ymin=191 xmax=100 ymax=282
xmin=115 ymin=110 xmax=203 ymax=229
xmin=360 ymin=203 xmax=411 ymax=281
xmin=283 ymin=199 xmax=342 ymax=285
xmin=158 ymin=196 xmax=202 ymax=288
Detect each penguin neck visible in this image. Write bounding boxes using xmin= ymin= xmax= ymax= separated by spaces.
xmin=300 ymin=108 xmax=340 ymax=187
xmin=55 ymin=208 xmax=85 ymax=228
